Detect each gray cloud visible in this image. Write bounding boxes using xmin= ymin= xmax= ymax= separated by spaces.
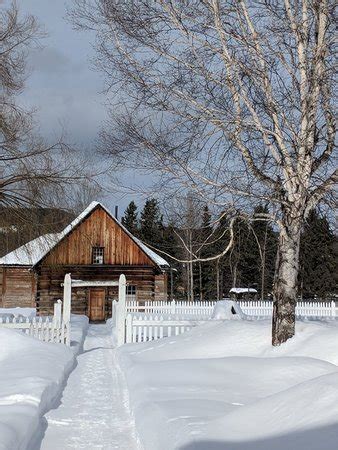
xmin=15 ymin=0 xmax=104 ymax=145
xmin=28 ymin=47 xmax=74 ymax=75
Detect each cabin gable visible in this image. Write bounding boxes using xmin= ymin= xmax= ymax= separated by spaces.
xmin=41 ymin=206 xmax=155 ymax=267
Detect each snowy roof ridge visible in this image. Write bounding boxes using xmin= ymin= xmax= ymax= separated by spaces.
xmin=28 ymin=201 xmax=169 ymax=268
xmin=0 ymin=233 xmax=61 ymax=266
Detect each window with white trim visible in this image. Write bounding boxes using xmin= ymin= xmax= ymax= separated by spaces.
xmin=92 ymin=246 xmax=104 ymax=264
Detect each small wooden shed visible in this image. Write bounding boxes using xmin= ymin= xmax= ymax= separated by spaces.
xmin=0 ymin=202 xmax=169 ymax=320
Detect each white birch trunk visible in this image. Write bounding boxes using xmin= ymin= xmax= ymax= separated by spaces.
xmin=272 ymin=218 xmax=301 ymax=345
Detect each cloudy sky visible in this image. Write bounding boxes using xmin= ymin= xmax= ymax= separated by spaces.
xmin=17 ymin=0 xmax=105 ymax=147
xmin=13 ymin=0 xmax=149 ymax=213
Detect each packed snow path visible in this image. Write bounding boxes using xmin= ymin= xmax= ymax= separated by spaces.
xmin=40 ymin=324 xmax=140 ymax=450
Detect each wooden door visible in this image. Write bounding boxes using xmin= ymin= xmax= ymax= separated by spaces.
xmin=89 ymin=288 xmax=106 ymax=321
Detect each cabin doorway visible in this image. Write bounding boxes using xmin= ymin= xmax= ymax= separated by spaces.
xmin=89 ymin=288 xmax=106 ymax=321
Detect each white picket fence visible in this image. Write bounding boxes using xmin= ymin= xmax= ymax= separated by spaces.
xmin=0 ymin=315 xmax=70 ymax=344
xmin=126 ymin=299 xmax=337 ymax=319
xmin=126 ymin=300 xmax=216 ymax=318
xmin=0 ymin=274 xmax=73 ymax=345
xmin=238 ymin=300 xmax=337 ymax=318
xmin=125 ymin=314 xmax=201 ymax=343
xmin=110 ymin=298 xmax=338 ymax=346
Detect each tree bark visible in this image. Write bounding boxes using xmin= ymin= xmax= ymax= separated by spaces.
xmin=199 ymin=261 xmax=203 ymax=301
xmin=261 ymin=227 xmax=267 ymax=301
xmin=272 ymin=220 xmax=301 ymax=346
xmin=216 ymin=259 xmax=220 ymax=300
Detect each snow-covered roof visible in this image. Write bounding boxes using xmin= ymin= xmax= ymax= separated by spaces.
xmin=0 ymin=233 xmax=61 ymax=266
xmin=132 ymin=236 xmax=169 ymax=267
xmin=0 ymin=201 xmax=169 ymax=268
xmin=230 ymin=287 xmax=258 ymax=294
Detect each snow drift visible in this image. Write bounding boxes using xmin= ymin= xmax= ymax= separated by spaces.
xmin=0 ymin=312 xmax=88 ymax=450
xmin=0 ymin=329 xmax=74 ymax=450
xmin=117 ymin=319 xmax=338 ymax=450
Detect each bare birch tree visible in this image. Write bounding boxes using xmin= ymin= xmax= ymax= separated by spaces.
xmin=71 ymin=0 xmax=336 ymax=345
xmin=1 ymin=2 xmax=89 ymax=215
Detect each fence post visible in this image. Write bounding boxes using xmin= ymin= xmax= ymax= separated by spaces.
xmin=171 ymin=299 xmax=176 ymax=315
xmin=63 ymin=273 xmax=71 ymax=345
xmin=331 ymin=301 xmax=336 ymax=318
xmin=126 ymin=314 xmax=132 ymax=343
xmin=54 ymin=300 xmax=62 ymax=324
xmin=112 ymin=300 xmax=117 ymax=326
xmin=117 ymin=274 xmax=126 ymax=346
xmin=63 ymin=274 xmax=71 ymax=323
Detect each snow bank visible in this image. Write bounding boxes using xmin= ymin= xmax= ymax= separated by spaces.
xmin=0 ymin=308 xmax=88 ymax=355
xmin=117 ymin=319 xmax=338 ymax=450
xmin=0 ymin=329 xmax=75 ymax=450
xmin=70 ymin=314 xmax=89 ymax=354
xmin=0 ymin=313 xmax=88 ymax=450
xmin=201 ymin=371 xmax=338 ymax=450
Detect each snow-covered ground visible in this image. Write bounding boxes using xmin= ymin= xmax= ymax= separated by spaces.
xmin=69 ymin=314 xmax=89 ymax=355
xmin=2 ymin=306 xmax=338 ymax=450
xmin=117 ymin=319 xmax=338 ymax=450
xmin=0 ymin=312 xmax=88 ymax=450
xmin=0 ymin=329 xmax=74 ymax=450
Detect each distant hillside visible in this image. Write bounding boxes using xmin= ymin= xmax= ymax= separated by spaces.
xmin=0 ymin=207 xmax=75 ymax=257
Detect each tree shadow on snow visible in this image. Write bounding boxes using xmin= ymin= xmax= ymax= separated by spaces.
xmin=180 ymin=422 xmax=338 ymax=450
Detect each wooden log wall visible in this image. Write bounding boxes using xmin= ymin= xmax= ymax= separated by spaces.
xmin=154 ymin=273 xmax=168 ymax=301
xmin=0 ymin=266 xmax=36 ymax=308
xmin=36 ymin=265 xmax=157 ymax=316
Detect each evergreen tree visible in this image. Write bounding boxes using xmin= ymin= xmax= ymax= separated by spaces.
xmin=139 ymin=198 xmax=164 ymax=247
xmin=121 ymin=201 xmax=139 ymax=236
xmin=162 ymin=223 xmax=182 ymax=300
xmin=299 ymin=210 xmax=336 ymax=299
xmin=228 ymin=217 xmax=251 ymax=289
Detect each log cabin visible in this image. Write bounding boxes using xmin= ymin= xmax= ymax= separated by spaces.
xmin=0 ymin=202 xmax=169 ymax=321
